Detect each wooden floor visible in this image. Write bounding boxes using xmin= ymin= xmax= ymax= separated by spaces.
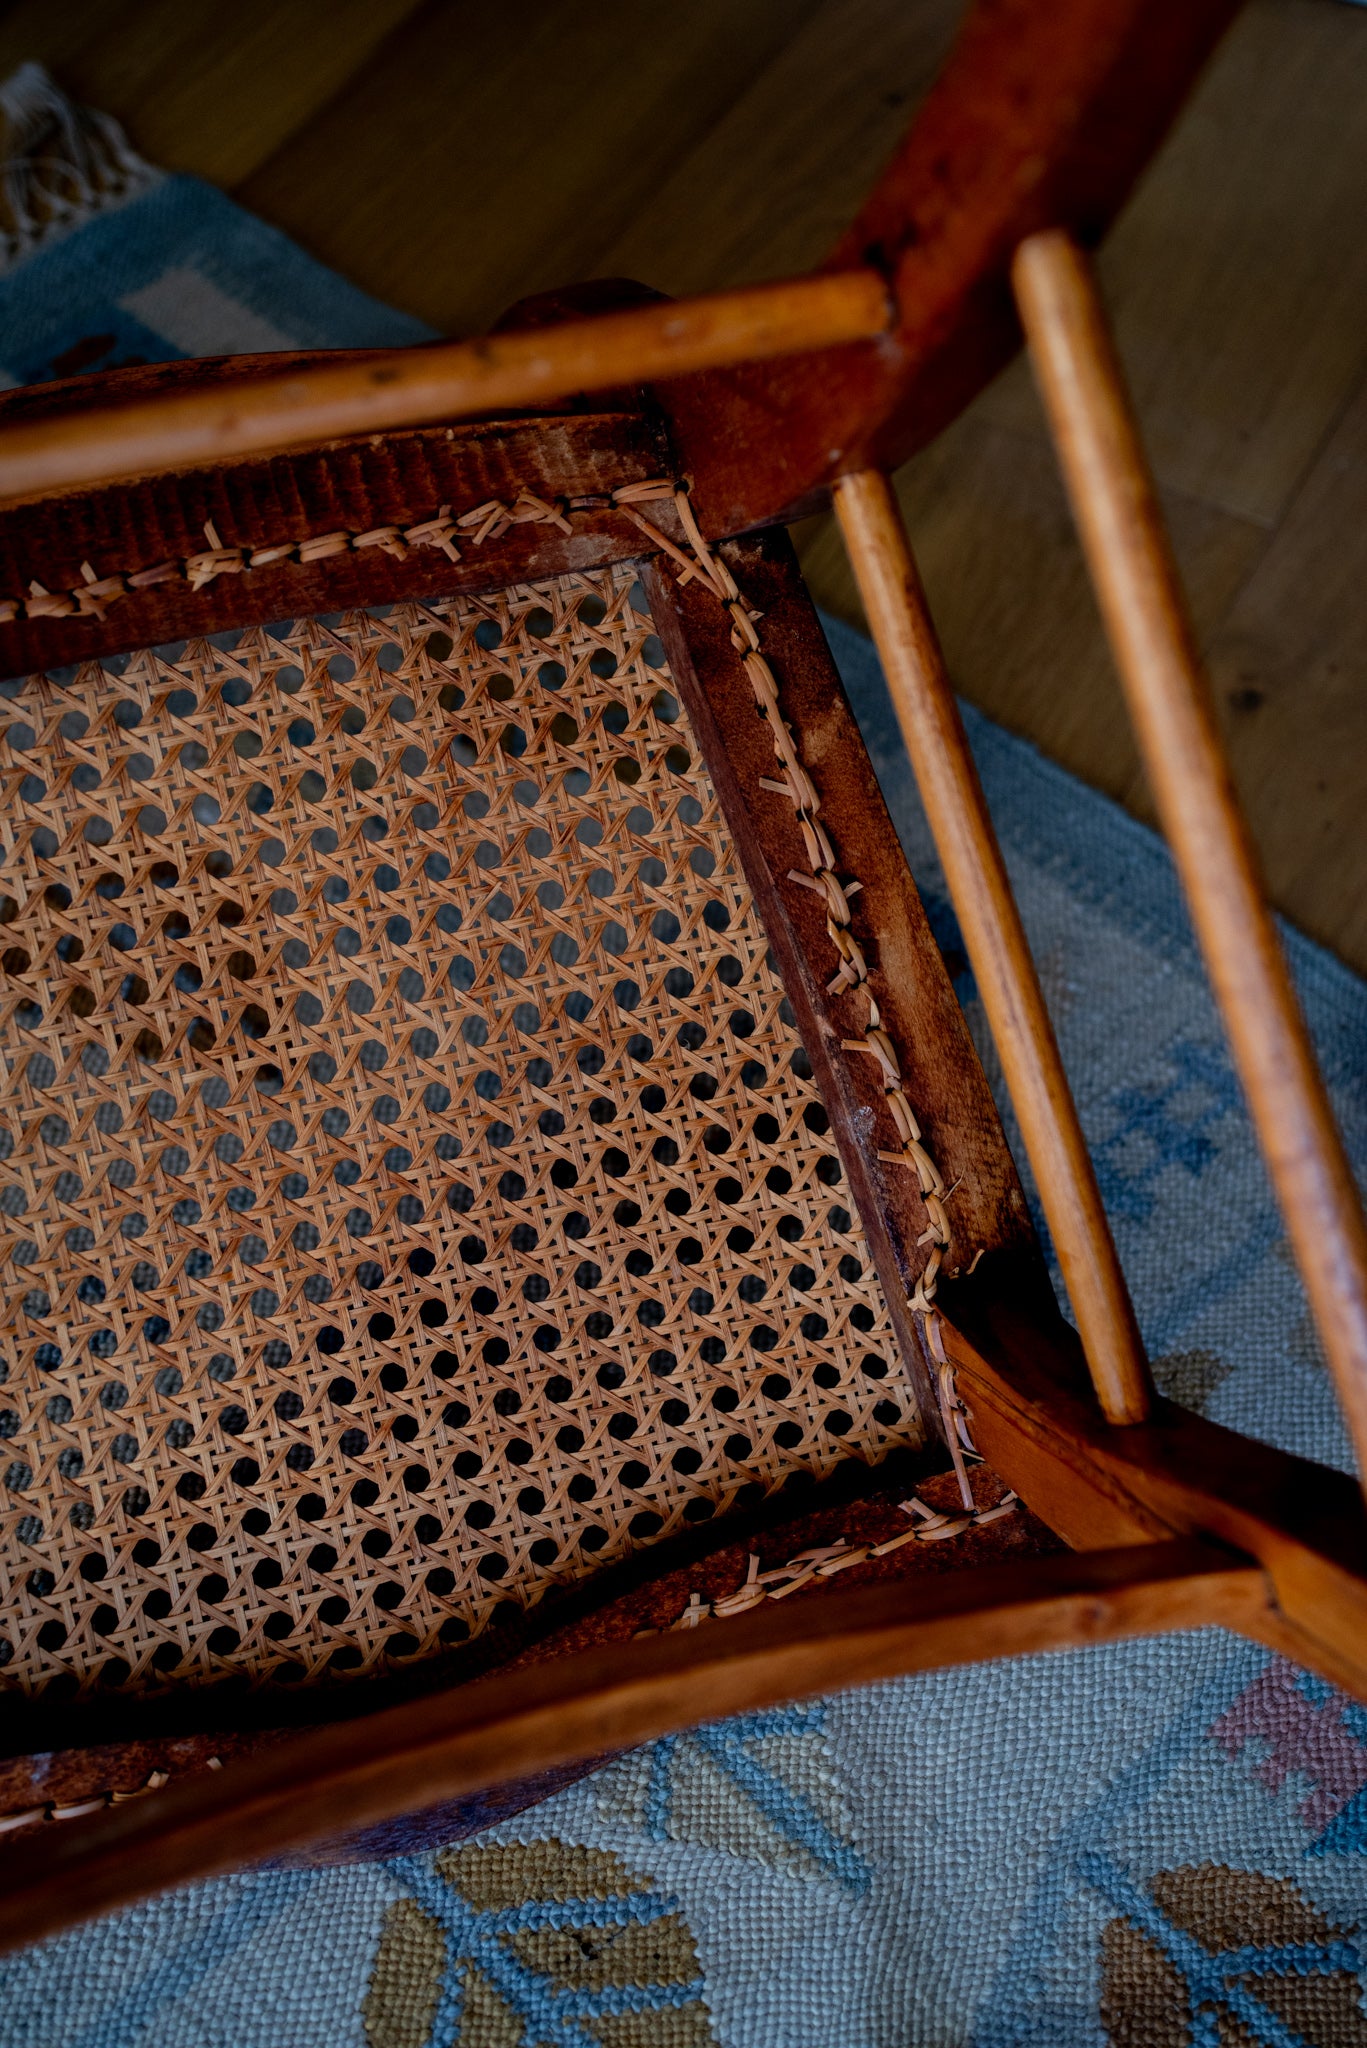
xmin=5 ymin=0 xmax=1367 ymax=973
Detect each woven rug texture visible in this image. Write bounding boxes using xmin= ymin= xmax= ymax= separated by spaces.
xmin=0 ymin=64 xmax=1365 ymax=2048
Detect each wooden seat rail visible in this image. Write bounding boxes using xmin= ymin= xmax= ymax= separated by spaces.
xmin=6 ymin=0 xmax=1367 ymax=1956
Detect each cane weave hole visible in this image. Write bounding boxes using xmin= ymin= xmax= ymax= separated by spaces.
xmin=0 ymin=563 xmax=916 ymax=1701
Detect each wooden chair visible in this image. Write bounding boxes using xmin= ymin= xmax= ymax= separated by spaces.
xmin=1 ymin=0 xmax=1365 ymax=1948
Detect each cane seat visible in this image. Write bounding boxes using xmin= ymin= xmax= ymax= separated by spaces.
xmin=0 ymin=561 xmax=933 ymax=1703
xmin=1 ymin=0 xmax=1366 ymax=1950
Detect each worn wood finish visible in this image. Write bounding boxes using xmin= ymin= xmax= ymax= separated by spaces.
xmin=644 ymin=525 xmax=1041 ymax=1426
xmin=0 ymin=1539 xmax=1266 ymax=1951
xmin=657 ymin=0 xmax=1241 ymax=535
xmin=0 ymin=272 xmax=892 ymax=508
xmin=789 ymin=0 xmax=1367 ymax=986
xmin=0 ymin=1466 xmax=1055 ymax=1856
xmin=0 ymin=1 xmax=1236 ymax=536
xmin=832 ymin=468 xmax=1151 ymax=1428
xmin=1013 ymin=230 xmax=1367 ymax=1488
xmin=5 ymin=0 xmax=1366 ymax=1956
xmin=0 ymin=404 xmax=671 ymax=674
xmin=938 ymin=1263 xmax=1367 ymax=1700
xmin=19 ymin=1 xmax=1367 ymax=981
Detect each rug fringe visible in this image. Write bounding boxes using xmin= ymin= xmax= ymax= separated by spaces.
xmin=0 ymin=61 xmax=159 ymax=275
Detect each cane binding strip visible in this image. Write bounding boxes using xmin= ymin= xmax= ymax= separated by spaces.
xmin=0 ymin=489 xmax=586 ymax=627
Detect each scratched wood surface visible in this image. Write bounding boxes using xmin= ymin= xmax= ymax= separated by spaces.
xmin=3 ymin=0 xmax=1365 ymax=968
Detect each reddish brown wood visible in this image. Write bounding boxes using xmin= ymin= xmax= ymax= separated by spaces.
xmin=0 ymin=1538 xmax=1264 ymax=1951
xmin=0 ymin=273 xmax=891 ymax=507
xmin=0 ymin=1467 xmax=1049 ymax=1864
xmin=939 ymin=1262 xmax=1367 ymax=1699
xmin=645 ymin=524 xmax=1042 ymax=1425
xmin=657 ymin=0 xmax=1243 ymax=535
xmin=832 ymin=467 xmax=1151 ymax=1426
xmin=0 ymin=3 xmax=1240 ymax=547
xmin=0 ymin=408 xmax=671 ymax=676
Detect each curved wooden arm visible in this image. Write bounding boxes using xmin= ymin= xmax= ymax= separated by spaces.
xmin=0 ymin=0 xmax=1240 ymax=525
xmin=665 ymin=0 xmax=1242 ymax=532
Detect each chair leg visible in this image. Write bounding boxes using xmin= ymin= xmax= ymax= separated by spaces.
xmin=832 ymin=468 xmax=1153 ymax=1428
xmin=1014 ymin=228 xmax=1367 ymax=1495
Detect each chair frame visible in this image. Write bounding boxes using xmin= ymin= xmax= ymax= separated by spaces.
xmin=2 ymin=0 xmax=1367 ymax=1949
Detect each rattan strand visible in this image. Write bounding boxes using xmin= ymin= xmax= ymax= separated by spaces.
xmin=0 ymin=490 xmax=581 ymax=627
xmin=0 ymin=564 xmax=921 ymax=1700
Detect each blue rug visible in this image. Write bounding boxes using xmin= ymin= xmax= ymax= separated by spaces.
xmin=2 ymin=63 xmax=1365 ymax=2048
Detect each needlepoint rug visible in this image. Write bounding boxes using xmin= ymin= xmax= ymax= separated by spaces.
xmin=0 ymin=63 xmax=1364 ymax=2048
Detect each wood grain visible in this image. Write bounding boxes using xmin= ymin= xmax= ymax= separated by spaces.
xmin=0 ymin=405 xmax=672 ymax=673
xmin=1 ymin=2 xmax=1239 ymax=533
xmin=792 ymin=411 xmax=1267 ymax=824
xmin=981 ymin=0 xmax=1367 ymax=528
xmin=0 ymin=1539 xmax=1266 ymax=1952
xmin=0 ymin=273 xmax=891 ymax=505
xmin=0 ymin=0 xmax=425 ymax=191
xmin=940 ymin=1267 xmax=1367 ymax=1701
xmin=0 ymin=1467 xmax=1056 ymax=1853
xmin=236 ymin=0 xmax=823 ymax=341
xmin=832 ymin=468 xmax=1151 ymax=1428
xmin=644 ymin=525 xmax=1042 ymax=1426
xmin=792 ymin=0 xmax=1367 ymax=978
xmin=1206 ymin=360 xmax=1367 ymax=974
xmin=654 ymin=0 xmax=1240 ymax=537
xmin=1014 ymin=228 xmax=1367 ymax=1488
xmin=594 ymin=0 xmax=961 ymax=297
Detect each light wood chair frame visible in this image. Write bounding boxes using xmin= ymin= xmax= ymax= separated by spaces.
xmin=2 ymin=0 xmax=1366 ymax=1949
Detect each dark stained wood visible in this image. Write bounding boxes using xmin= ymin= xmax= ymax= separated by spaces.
xmin=655 ymin=0 xmax=1243 ymax=535
xmin=0 ymin=1537 xmax=1265 ymax=1951
xmin=0 ymin=404 xmax=671 ymax=675
xmin=0 ymin=1463 xmax=1051 ymax=1807
xmin=0 ymin=2 xmax=1241 ymax=542
xmin=0 ymin=273 xmax=892 ymax=507
xmin=0 ymin=1465 xmax=1053 ymax=1861
xmin=644 ymin=524 xmax=1042 ymax=1425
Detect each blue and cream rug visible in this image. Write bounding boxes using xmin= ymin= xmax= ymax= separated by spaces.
xmin=1 ymin=63 xmax=1365 ymax=2048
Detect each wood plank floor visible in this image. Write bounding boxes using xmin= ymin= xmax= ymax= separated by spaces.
xmin=5 ymin=0 xmax=1366 ymax=972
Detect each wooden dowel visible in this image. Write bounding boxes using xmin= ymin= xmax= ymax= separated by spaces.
xmin=832 ymin=468 xmax=1153 ymax=1426
xmin=0 ymin=1542 xmax=1259 ymax=1951
xmin=0 ymin=271 xmax=891 ymax=507
xmin=1014 ymin=228 xmax=1367 ymax=1487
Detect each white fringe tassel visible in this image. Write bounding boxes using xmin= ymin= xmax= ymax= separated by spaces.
xmin=0 ymin=62 xmax=159 ymax=275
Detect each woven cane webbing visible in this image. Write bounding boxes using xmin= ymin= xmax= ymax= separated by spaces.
xmin=0 ymin=563 xmax=919 ymax=1702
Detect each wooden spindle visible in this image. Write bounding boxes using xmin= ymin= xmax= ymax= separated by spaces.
xmin=832 ymin=468 xmax=1152 ymax=1426
xmin=0 ymin=270 xmax=891 ymax=506
xmin=1014 ymin=227 xmax=1367 ymax=1485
